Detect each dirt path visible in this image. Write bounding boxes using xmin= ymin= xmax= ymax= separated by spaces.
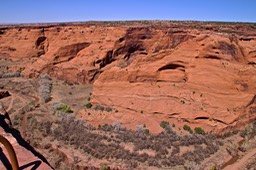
xmin=6 ymin=94 xmax=14 ymax=112
xmin=5 ymin=90 xmax=39 ymax=139
xmin=24 ymin=94 xmax=39 ymax=103
xmin=20 ymin=94 xmax=39 ymax=138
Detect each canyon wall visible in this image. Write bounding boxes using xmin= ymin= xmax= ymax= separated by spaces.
xmin=1 ymin=22 xmax=256 ymax=132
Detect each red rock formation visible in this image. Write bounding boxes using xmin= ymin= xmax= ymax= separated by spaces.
xmin=90 ymin=23 xmax=256 ymax=133
xmin=1 ymin=21 xmax=256 ymax=133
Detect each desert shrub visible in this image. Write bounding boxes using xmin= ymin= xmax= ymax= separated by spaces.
xmin=20 ymin=100 xmax=36 ymax=113
xmin=136 ymin=124 xmax=149 ymax=135
xmin=240 ymin=123 xmax=256 ymax=138
xmin=158 ymin=146 xmax=168 ymax=155
xmin=144 ymin=128 xmax=150 ymax=135
xmin=112 ymin=121 xmax=121 ymax=132
xmin=100 ymin=163 xmax=109 ymax=170
xmin=53 ymin=102 xmax=73 ymax=114
xmin=125 ymin=160 xmax=138 ymax=169
xmin=93 ymin=104 xmax=113 ymax=112
xmin=100 ymin=123 xmax=113 ymax=131
xmin=85 ymin=102 xmax=92 ymax=109
xmin=160 ymin=121 xmax=169 ymax=129
xmin=194 ymin=127 xmax=205 ymax=135
xmin=246 ymin=157 xmax=256 ymax=169
xmin=160 ymin=121 xmax=176 ymax=135
xmin=39 ymin=73 xmax=52 ymax=103
xmin=105 ymin=107 xmax=112 ymax=112
xmin=0 ymin=71 xmax=21 ymax=78
xmin=136 ymin=153 xmax=149 ymax=163
xmin=169 ymin=156 xmax=185 ymax=166
xmin=183 ymin=124 xmax=193 ymax=134
xmin=171 ymin=146 xmax=180 ymax=156
xmin=94 ymin=104 xmax=105 ymax=111
xmin=57 ymin=104 xmax=72 ymax=113
xmin=180 ymin=135 xmax=205 ymax=146
xmin=183 ymin=161 xmax=201 ymax=170
xmin=25 ymin=104 xmax=227 ymax=169
xmin=148 ymin=157 xmax=160 ymax=167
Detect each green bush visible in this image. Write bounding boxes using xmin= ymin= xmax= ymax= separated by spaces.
xmin=144 ymin=128 xmax=150 ymax=135
xmin=85 ymin=102 xmax=92 ymax=109
xmin=194 ymin=127 xmax=205 ymax=135
xmin=183 ymin=124 xmax=191 ymax=131
xmin=183 ymin=124 xmax=193 ymax=134
xmin=210 ymin=165 xmax=217 ymax=170
xmin=160 ymin=121 xmax=169 ymax=129
xmin=56 ymin=104 xmax=73 ymax=113
xmin=105 ymin=107 xmax=112 ymax=112
xmin=100 ymin=163 xmax=108 ymax=170
xmin=94 ymin=104 xmax=104 ymax=111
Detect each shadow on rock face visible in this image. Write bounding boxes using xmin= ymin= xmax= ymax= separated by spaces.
xmin=0 ymin=114 xmax=53 ymax=169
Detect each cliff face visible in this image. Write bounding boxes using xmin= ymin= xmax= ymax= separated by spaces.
xmin=0 ymin=24 xmax=126 ymax=83
xmin=91 ymin=24 xmax=256 ymax=133
xmin=1 ymin=21 xmax=256 ymax=132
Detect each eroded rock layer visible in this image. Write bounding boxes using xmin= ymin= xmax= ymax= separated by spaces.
xmin=1 ymin=21 xmax=256 ymax=132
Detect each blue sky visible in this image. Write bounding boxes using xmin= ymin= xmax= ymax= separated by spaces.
xmin=0 ymin=0 xmax=255 ymax=23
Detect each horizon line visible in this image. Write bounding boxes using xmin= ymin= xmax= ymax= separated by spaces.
xmin=0 ymin=19 xmax=255 ymax=26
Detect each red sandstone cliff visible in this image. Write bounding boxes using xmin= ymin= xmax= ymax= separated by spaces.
xmin=1 ymin=21 xmax=256 ymax=133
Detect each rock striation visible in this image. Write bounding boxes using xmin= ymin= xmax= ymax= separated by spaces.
xmin=1 ymin=21 xmax=256 ymax=132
